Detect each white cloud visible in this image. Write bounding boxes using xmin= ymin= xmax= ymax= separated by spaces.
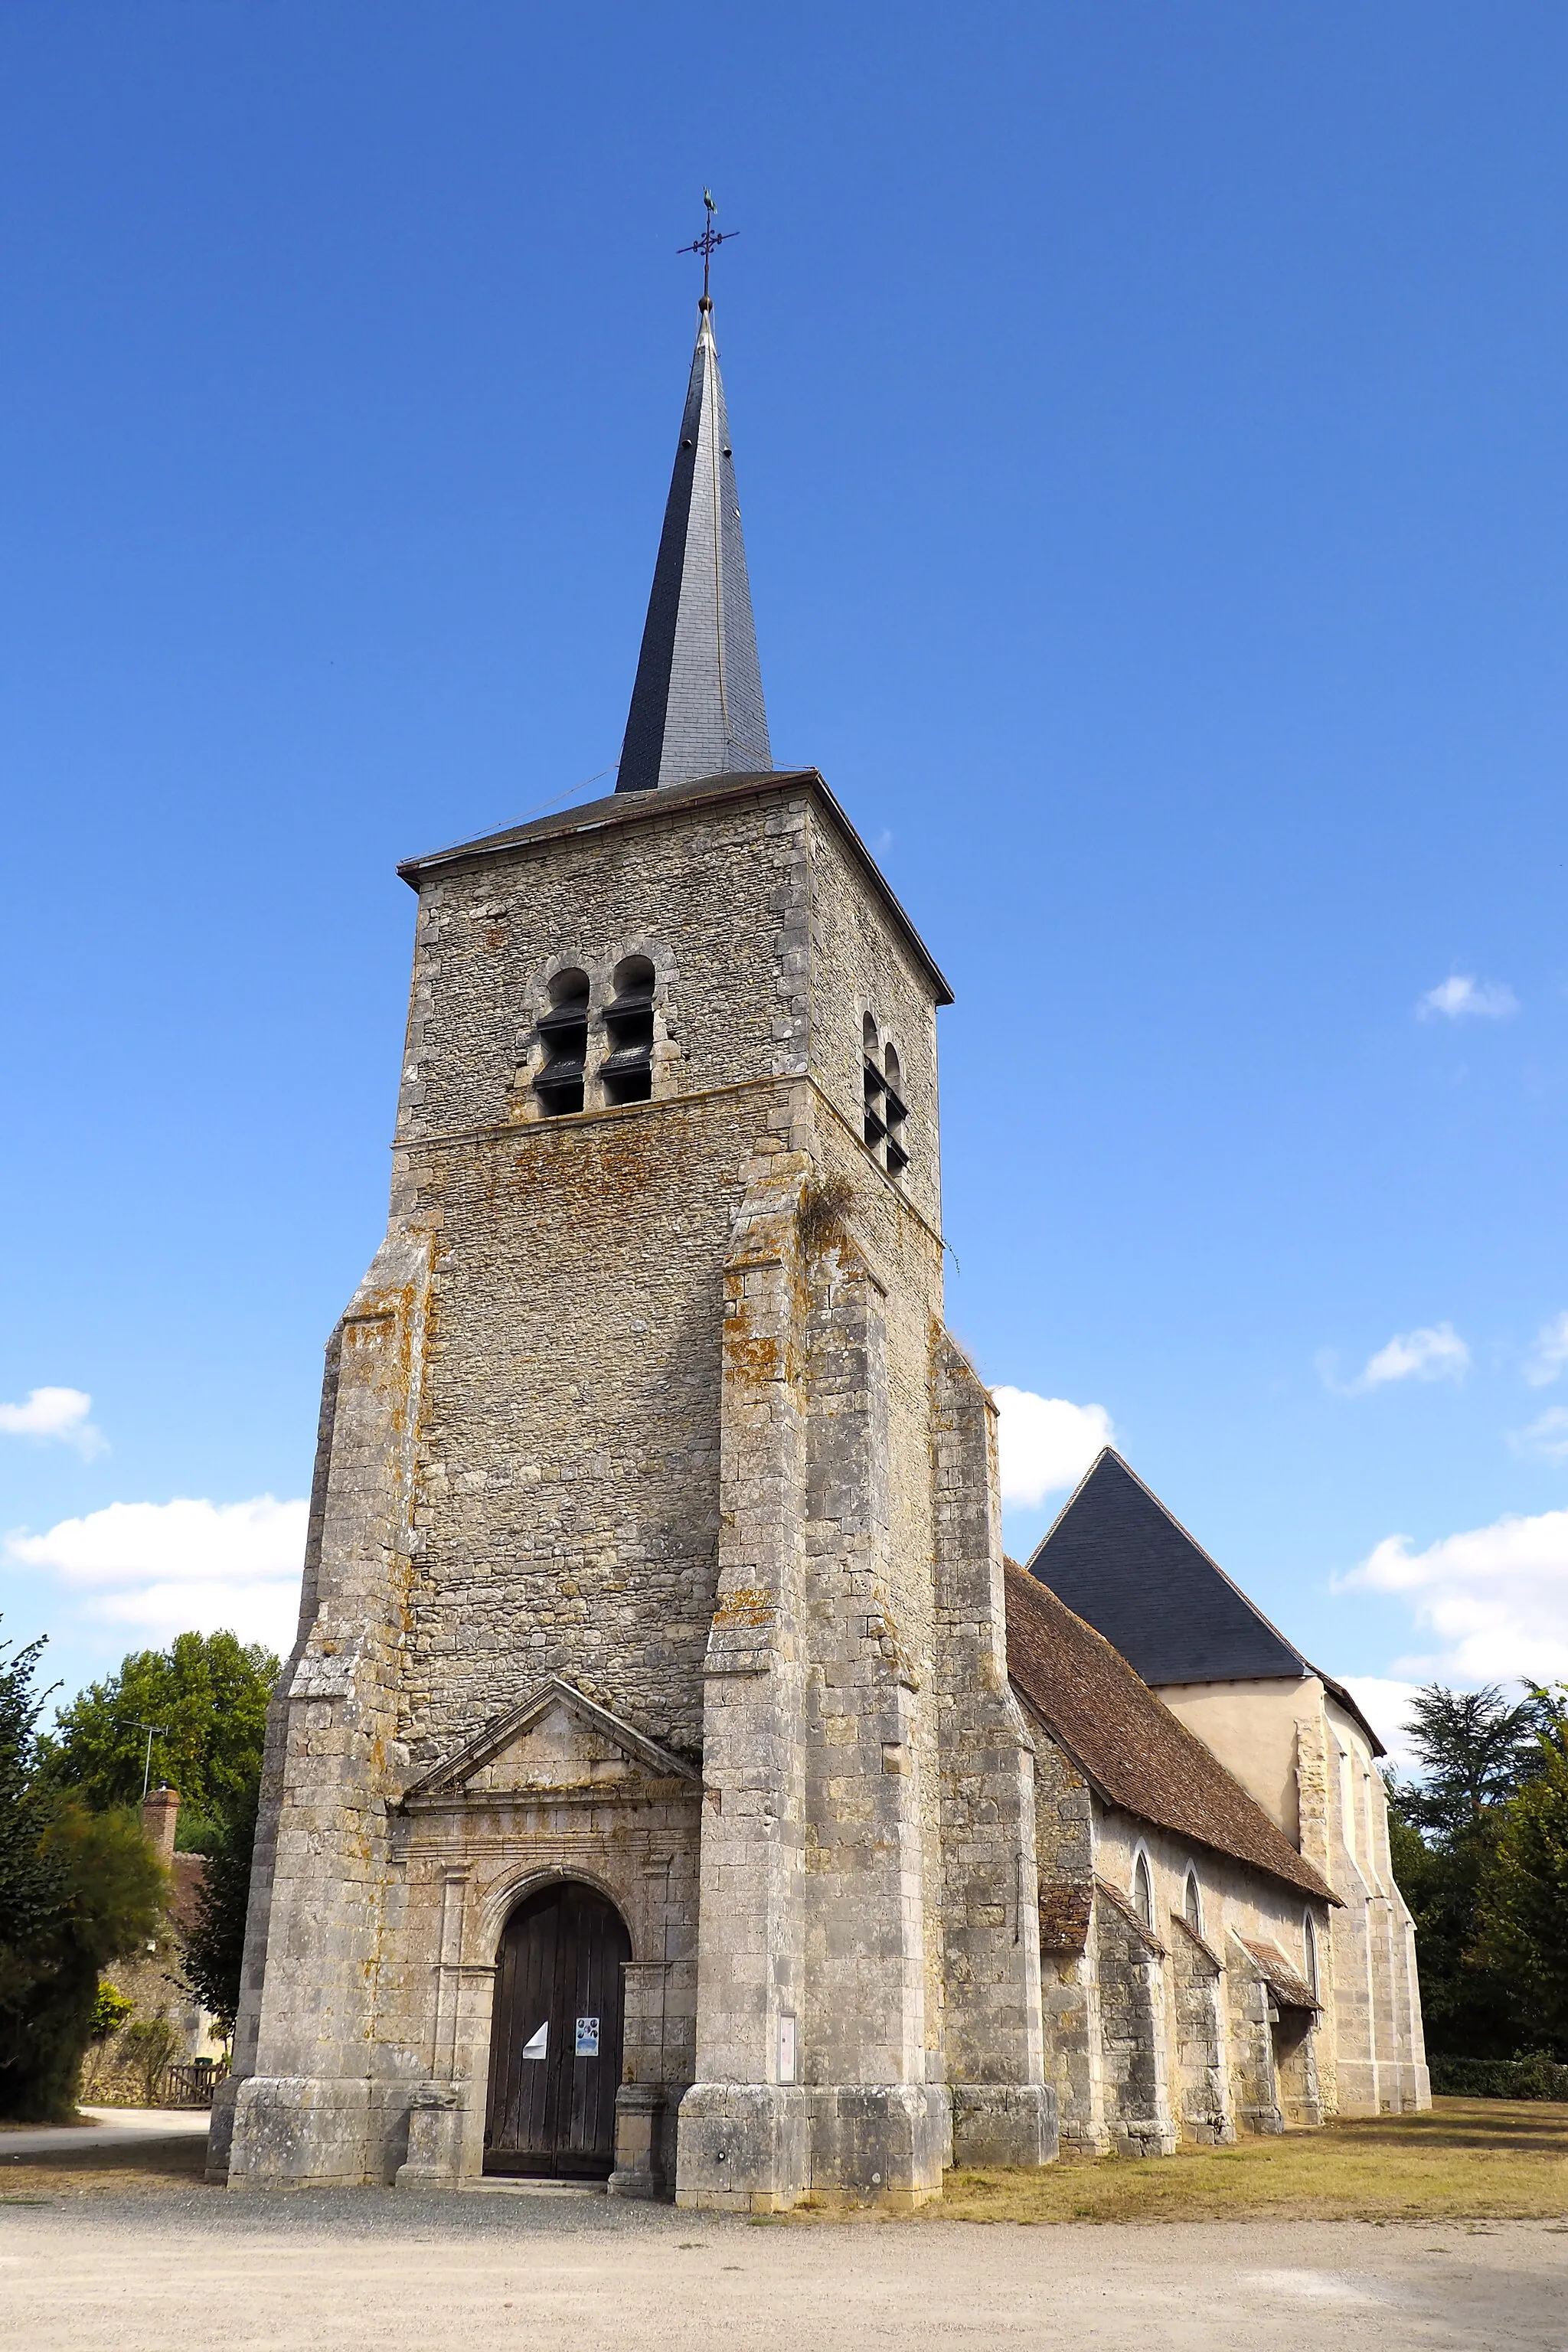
xmin=0 ymin=1387 xmax=103 ymax=1457
xmin=1338 ymin=1505 xmax=1568 ymax=1683
xmin=1510 ymin=1406 xmax=1568 ymax=1463
xmin=993 ymin=1388 xmax=1114 ymax=1510
xmin=1335 ymin=1322 xmax=1471 ymax=1394
xmin=1336 ymin=1677 xmax=1426 ymax=1775
xmin=1417 ymin=974 xmax=1519 ymax=1021
xmin=4 ymin=1495 xmax=307 ymax=1653
xmin=1524 ymin=1311 xmax=1568 ymax=1389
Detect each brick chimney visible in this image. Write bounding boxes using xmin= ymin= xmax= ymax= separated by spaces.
xmin=142 ymin=1782 xmax=180 ymax=1866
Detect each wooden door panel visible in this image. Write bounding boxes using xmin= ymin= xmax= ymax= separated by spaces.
xmin=484 ymin=1882 xmax=630 ymax=2177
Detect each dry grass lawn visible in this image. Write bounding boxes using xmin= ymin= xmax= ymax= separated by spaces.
xmin=937 ymin=2097 xmax=1568 ymax=2223
xmin=3 ymin=2098 xmax=1565 ymax=2222
xmin=0 ymin=2133 xmax=208 ymax=2201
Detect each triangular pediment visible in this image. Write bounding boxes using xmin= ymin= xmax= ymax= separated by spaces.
xmin=405 ymin=1677 xmax=700 ymax=1800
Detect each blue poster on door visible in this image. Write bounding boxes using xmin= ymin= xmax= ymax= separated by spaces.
xmin=575 ymin=2016 xmax=600 ymax=2057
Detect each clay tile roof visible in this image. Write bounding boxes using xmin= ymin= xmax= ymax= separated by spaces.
xmin=1004 ymin=1562 xmax=1336 ymax=1906
xmin=1237 ymin=1937 xmax=1322 ymax=2012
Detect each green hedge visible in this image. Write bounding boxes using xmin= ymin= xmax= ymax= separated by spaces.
xmin=1429 ymin=2052 xmax=1568 ymax=2102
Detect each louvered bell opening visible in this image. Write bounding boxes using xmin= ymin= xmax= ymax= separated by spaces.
xmin=535 ymin=1056 xmax=585 ymax=1116
xmin=864 ymin=1106 xmax=887 ymax=1149
xmin=863 ymin=1058 xmax=886 ymax=1099
xmin=884 ymin=1087 xmax=907 ymax=1129
xmin=886 ymin=1137 xmax=910 ymax=1177
xmin=604 ymin=988 xmax=655 ymax=1031
xmin=601 ymin=1039 xmax=652 ymax=1106
xmin=537 ymin=1003 xmax=589 ymax=1044
xmin=603 ymin=959 xmax=655 ymax=1105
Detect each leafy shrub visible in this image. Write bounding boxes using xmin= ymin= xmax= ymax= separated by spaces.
xmin=90 ymin=1983 xmax=134 ymax=2040
xmin=1429 ymin=2051 xmax=1568 ymax=2101
xmin=121 ymin=2013 xmax=181 ymax=2105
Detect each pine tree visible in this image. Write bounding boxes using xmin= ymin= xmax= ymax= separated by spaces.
xmin=1472 ymin=1701 xmax=1568 ymax=2059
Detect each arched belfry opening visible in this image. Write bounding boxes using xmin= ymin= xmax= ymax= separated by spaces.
xmin=484 ymin=1880 xmax=632 ymax=2178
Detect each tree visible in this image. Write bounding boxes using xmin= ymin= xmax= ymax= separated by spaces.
xmin=181 ymin=1779 xmax=260 ymax=2041
xmin=0 ymin=1615 xmax=172 ymax=2122
xmin=1392 ymin=1684 xmax=1550 ymax=1844
xmin=0 ymin=1796 xmax=168 ymax=2120
xmin=1387 ymin=1782 xmax=1527 ymax=2060
xmin=1472 ymin=1700 xmax=1568 ymax=2059
xmin=41 ymin=1630 xmax=279 ymax=1847
xmin=0 ymin=1626 xmax=67 ymax=2024
xmin=1385 ymin=1680 xmax=1566 ymax=2063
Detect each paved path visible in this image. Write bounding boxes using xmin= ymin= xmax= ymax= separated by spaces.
xmin=1 ymin=2194 xmax=1564 ymax=2350
xmin=0 ymin=2108 xmax=209 ymax=2158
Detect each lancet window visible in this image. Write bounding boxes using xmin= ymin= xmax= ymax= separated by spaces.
xmin=1183 ymin=1867 xmax=1203 ymax=1936
xmin=1132 ymin=1849 xmax=1155 ymax=1932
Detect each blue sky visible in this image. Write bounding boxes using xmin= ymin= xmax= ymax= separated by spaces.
xmin=4 ymin=3 xmax=1567 ymax=1754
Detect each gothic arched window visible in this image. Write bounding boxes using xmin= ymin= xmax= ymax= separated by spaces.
xmin=601 ymin=955 xmax=655 ymax=1106
xmin=535 ymin=969 xmax=590 ymax=1116
xmin=1183 ymin=1867 xmax=1203 ymax=1936
xmin=1132 ymin=1850 xmax=1154 ymax=1932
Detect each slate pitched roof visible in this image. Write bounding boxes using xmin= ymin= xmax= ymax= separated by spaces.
xmin=616 ymin=299 xmax=771 ymax=794
xmin=1025 ymin=1449 xmax=1308 ymax=1686
xmin=1004 ymin=1562 xmax=1335 ymax=1905
xmin=1024 ymin=1449 xmax=1385 ymax=1754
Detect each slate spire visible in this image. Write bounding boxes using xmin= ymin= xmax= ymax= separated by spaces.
xmin=616 ymin=299 xmax=772 ymax=793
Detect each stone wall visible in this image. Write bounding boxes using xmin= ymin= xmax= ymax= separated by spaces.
xmin=1027 ymin=1754 xmax=1334 ymax=2154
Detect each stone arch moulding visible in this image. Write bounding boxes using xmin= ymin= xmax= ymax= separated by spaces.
xmin=475 ymin=1859 xmax=639 ymax=1966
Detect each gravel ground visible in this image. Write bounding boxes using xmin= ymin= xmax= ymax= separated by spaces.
xmin=2 ymin=2184 xmax=1566 ymax=2351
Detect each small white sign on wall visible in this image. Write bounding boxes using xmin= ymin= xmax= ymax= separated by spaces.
xmin=575 ymin=2016 xmax=600 ymax=2057
xmin=778 ymin=2014 xmax=797 ymax=2085
xmin=521 ymin=2022 xmax=547 ymax=2061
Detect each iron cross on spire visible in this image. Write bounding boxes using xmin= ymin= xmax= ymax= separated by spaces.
xmin=678 ymin=188 xmax=737 ymax=308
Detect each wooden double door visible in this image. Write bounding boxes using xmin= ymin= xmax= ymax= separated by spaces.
xmin=483 ymin=1881 xmax=631 ymax=2177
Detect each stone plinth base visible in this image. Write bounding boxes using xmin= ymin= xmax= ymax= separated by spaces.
xmin=675 ymin=2082 xmax=951 ymax=2212
xmin=227 ymin=2075 xmax=383 ymax=2187
xmin=804 ymin=2085 xmax=950 ymax=2210
xmin=394 ymin=2082 xmax=468 ymax=2189
xmin=609 ymin=2083 xmax=675 ymax=2200
xmin=949 ymin=2083 xmax=1058 ymax=2170
xmin=204 ymin=2073 xmax=241 ymax=2184
xmin=675 ymin=2082 xmax=809 ymax=2212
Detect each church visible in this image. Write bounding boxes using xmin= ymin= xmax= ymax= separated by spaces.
xmin=208 ymin=278 xmax=1426 ymax=2209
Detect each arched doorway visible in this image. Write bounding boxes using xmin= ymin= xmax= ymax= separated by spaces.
xmin=484 ymin=1880 xmax=632 ymax=2177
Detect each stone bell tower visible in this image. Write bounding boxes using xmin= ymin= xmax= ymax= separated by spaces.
xmin=211 ymin=286 xmax=1054 ymax=2209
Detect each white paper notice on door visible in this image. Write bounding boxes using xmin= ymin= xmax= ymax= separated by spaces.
xmin=575 ymin=2016 xmax=600 ymax=2057
xmin=520 ymin=2021 xmax=547 ymax=2061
